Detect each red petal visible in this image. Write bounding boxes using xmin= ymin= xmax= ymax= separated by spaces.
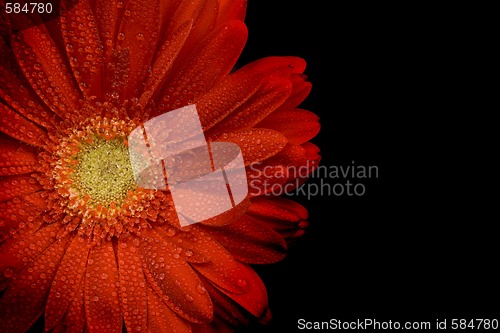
xmin=147 ymin=284 xmax=192 ymax=333
xmin=303 ymin=142 xmax=321 ymax=164
xmin=140 ymin=228 xmax=213 ymax=323
xmin=244 ymin=56 xmax=306 ymax=76
xmin=184 ymin=226 xmax=259 ymax=296
xmin=200 ymin=279 xmax=249 ymax=326
xmin=217 ymin=0 xmax=247 ymax=24
xmin=203 ymin=56 xmax=308 ymax=132
xmin=208 ymin=77 xmax=292 ymax=133
xmin=139 ymin=20 xmax=192 ymax=108
xmin=205 ymin=262 xmax=268 ymax=319
xmin=0 ymin=221 xmax=59 ymax=291
xmin=9 ymin=18 xmax=81 ymax=117
xmin=258 ymin=108 xmax=320 ymax=145
xmin=209 ymin=128 xmax=287 ymax=165
xmin=93 ymin=0 xmax=120 ymax=64
xmin=167 ymin=0 xmax=219 ymax=57
xmin=0 ymin=174 xmax=42 ymax=203
xmin=195 ymin=66 xmax=262 ymax=131
xmin=282 ymin=74 xmax=312 ymax=109
xmin=248 ymin=196 xmax=308 ymax=222
xmin=247 ymin=197 xmax=309 ymax=241
xmin=245 ymin=144 xmax=308 ymax=196
xmin=115 ymin=0 xmax=161 ymax=100
xmin=246 ymin=163 xmax=289 ymax=197
xmin=117 ymin=236 xmax=148 ymax=333
xmin=192 ymin=318 xmax=235 ymax=333
xmin=187 ymin=0 xmax=219 ymax=47
xmin=0 ymin=235 xmax=70 ymax=333
xmin=0 ymin=133 xmax=38 ymax=176
xmin=156 ymin=0 xmax=184 ymax=45
xmin=202 ymin=214 xmax=287 ymax=264
xmin=0 ymin=103 xmax=48 ymax=147
xmin=156 ymin=20 xmax=248 ymax=113
xmin=198 ymin=323 xmax=234 ymax=333
xmin=50 ymin=282 xmax=85 ymax=333
xmin=164 ymin=0 xmax=206 ymax=39
xmin=267 ymin=144 xmax=310 ymax=188
xmin=0 ymin=192 xmax=45 ymax=245
xmin=277 ymin=142 xmax=321 ymax=192
xmin=173 ymin=191 xmax=249 ymax=228
xmin=0 ymin=39 xmax=58 ymax=129
xmin=45 ymin=235 xmax=90 ymax=331
xmin=60 ymin=0 xmax=105 ymax=99
xmin=84 ymin=242 xmax=122 ymax=333
xmin=153 ymin=226 xmax=209 ymax=264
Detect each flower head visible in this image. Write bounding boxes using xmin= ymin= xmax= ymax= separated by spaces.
xmin=0 ymin=1 xmax=320 ymax=332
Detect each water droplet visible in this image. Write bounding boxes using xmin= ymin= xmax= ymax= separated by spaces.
xmin=116 ymin=1 xmax=124 ymax=8
xmin=93 ymin=296 xmax=99 ymax=302
xmin=101 ymin=273 xmax=109 ymax=279
xmin=196 ymin=284 xmax=206 ymax=294
xmin=166 ymin=228 xmax=176 ymax=237
xmin=185 ymin=294 xmax=193 ymax=302
xmin=136 ymin=33 xmax=145 ymax=41
xmin=237 ymin=279 xmax=247 ymax=288
xmin=158 ymin=273 xmax=165 ymax=280
xmin=3 ymin=268 xmax=14 ymax=278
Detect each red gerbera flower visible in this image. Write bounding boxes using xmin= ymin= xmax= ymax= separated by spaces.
xmin=0 ymin=1 xmax=320 ymax=332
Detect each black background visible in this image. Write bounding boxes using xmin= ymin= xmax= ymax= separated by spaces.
xmin=238 ymin=1 xmax=497 ymax=332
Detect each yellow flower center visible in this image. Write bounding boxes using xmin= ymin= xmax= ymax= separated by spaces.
xmin=41 ymin=115 xmax=168 ymax=238
xmin=72 ymin=137 xmax=136 ymax=208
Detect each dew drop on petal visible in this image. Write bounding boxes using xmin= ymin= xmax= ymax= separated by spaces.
xmin=196 ymin=284 xmax=206 ymax=294
xmin=237 ymin=279 xmax=247 ymax=288
xmin=3 ymin=268 xmax=14 ymax=278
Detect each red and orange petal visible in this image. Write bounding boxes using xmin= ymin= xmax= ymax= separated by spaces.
xmin=0 ymin=0 xmax=319 ymax=332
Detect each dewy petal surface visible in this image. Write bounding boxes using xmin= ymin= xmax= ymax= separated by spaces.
xmin=0 ymin=0 xmax=320 ymax=332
